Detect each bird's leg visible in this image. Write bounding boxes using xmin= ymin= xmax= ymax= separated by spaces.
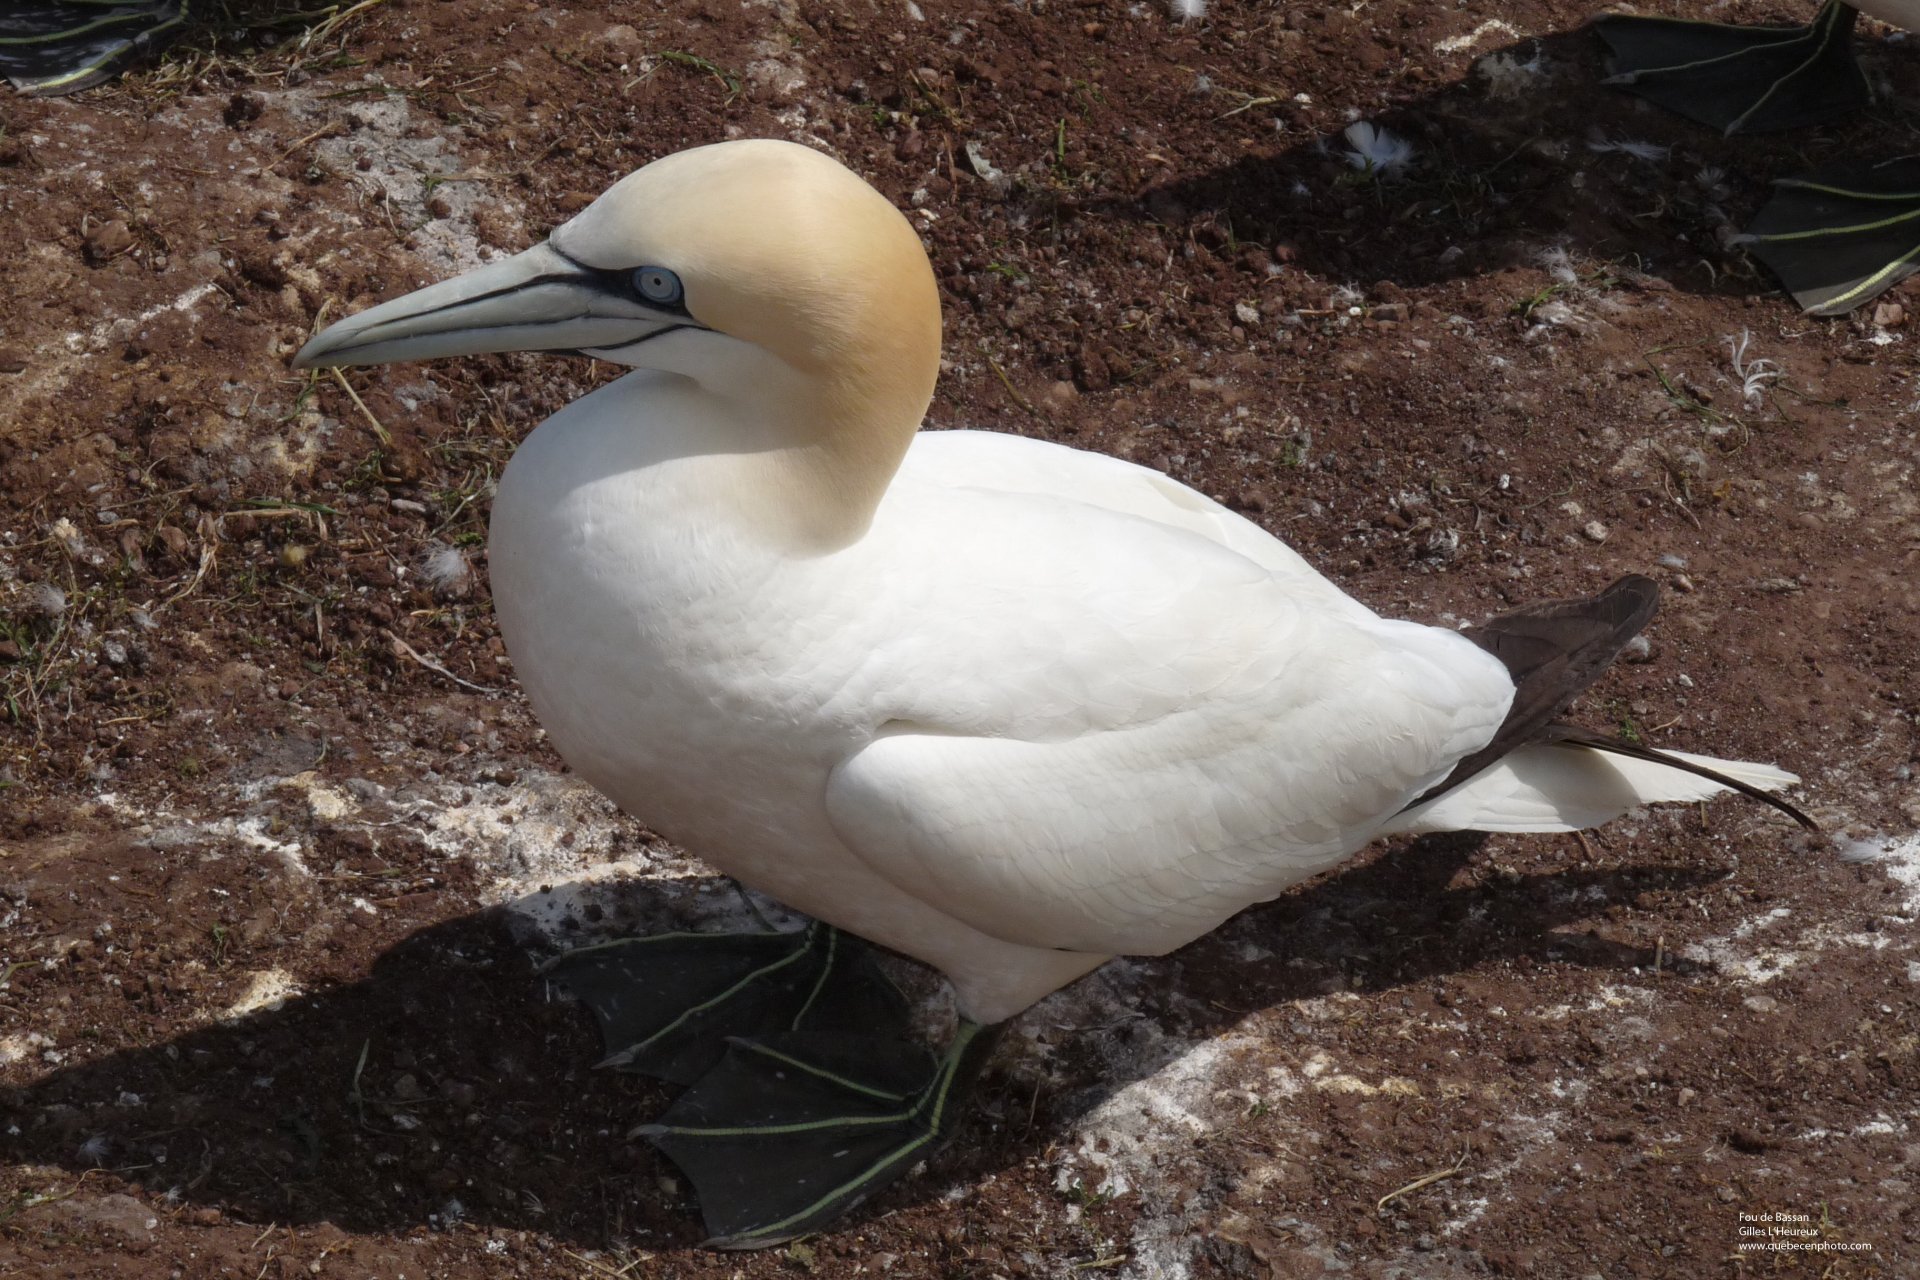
xmin=540 ymin=919 xmax=914 ymax=1085
xmin=638 ymin=1019 xmax=1006 ymax=1249
xmin=1593 ymin=0 xmax=1867 ymax=135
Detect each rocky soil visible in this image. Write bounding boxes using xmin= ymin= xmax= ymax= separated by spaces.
xmin=1 ymin=1 xmax=1917 ymax=1277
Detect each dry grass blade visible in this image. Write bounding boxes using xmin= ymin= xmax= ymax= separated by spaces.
xmin=329 ymin=367 xmax=393 ymax=446
xmin=1376 ymin=1148 xmax=1471 ymax=1213
xmin=155 ymin=514 xmax=221 ymax=614
xmin=302 ymin=0 xmax=395 ymax=48
xmin=384 ymin=630 xmax=501 ymax=695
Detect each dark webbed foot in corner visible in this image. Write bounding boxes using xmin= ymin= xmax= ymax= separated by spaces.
xmin=1740 ymin=159 xmax=1920 ymax=314
xmin=540 ymin=920 xmax=913 ymax=1084
xmin=1594 ymin=0 xmax=1868 ymax=135
xmin=0 ymin=2 xmax=189 ymax=96
xmin=640 ymin=1020 xmax=1005 ymax=1249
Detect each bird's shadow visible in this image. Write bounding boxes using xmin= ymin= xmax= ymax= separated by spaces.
xmin=1055 ymin=25 xmax=1920 ymax=304
xmin=0 ymin=828 xmax=1724 ymax=1249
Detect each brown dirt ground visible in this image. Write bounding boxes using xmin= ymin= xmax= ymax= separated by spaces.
xmin=3 ymin=0 xmax=1919 ymax=1276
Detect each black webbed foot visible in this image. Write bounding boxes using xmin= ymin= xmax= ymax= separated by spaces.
xmin=1739 ymin=158 xmax=1920 ymax=314
xmin=0 ymin=2 xmax=189 ymax=96
xmin=638 ymin=1021 xmax=1005 ymax=1248
xmin=1594 ymin=0 xmax=1868 ymax=135
xmin=541 ymin=920 xmax=913 ymax=1084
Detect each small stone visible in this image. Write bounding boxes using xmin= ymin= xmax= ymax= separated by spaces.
xmin=118 ymin=529 xmax=147 ymax=571
xmin=1371 ymin=301 xmax=1407 ymax=323
xmin=1743 ymin=995 xmax=1778 ymax=1013
xmin=222 ymin=92 xmax=265 ymax=129
xmin=84 ymin=219 xmax=136 ymax=265
xmin=599 ymin=23 xmax=644 ymax=58
xmin=1234 ymin=301 xmax=1260 ymax=326
xmin=1671 ymin=573 xmax=1693 ymax=593
xmin=1872 ymin=300 xmax=1906 ymax=329
xmin=38 ymin=1194 xmax=156 ymax=1247
xmin=1581 ymin=519 xmax=1609 ymax=543
xmin=390 ymin=498 xmax=428 ymax=515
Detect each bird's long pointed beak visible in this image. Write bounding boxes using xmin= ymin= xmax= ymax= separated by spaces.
xmin=292 ymin=241 xmax=692 ymax=369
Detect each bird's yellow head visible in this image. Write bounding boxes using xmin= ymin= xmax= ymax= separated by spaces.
xmin=294 ymin=139 xmax=942 ymax=446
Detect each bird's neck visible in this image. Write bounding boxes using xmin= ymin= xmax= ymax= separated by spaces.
xmin=644 ymin=331 xmax=934 ymax=554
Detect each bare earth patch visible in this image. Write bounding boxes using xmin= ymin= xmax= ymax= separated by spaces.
xmin=2 ymin=0 xmax=1917 ymax=1276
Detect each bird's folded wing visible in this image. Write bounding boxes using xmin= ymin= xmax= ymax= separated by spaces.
xmin=823 ymin=611 xmax=1509 ymax=958
xmin=896 ymin=431 xmax=1375 ymax=621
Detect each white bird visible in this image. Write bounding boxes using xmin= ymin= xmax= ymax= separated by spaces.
xmin=293 ymin=138 xmax=1809 ymax=1247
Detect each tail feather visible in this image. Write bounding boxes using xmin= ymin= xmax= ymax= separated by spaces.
xmin=1396 ymin=574 xmax=1813 ymax=833
xmin=1387 ymin=739 xmax=1807 ymax=836
xmin=1542 ymin=724 xmax=1814 ymax=829
xmin=1409 ymin=575 xmax=1659 ymax=807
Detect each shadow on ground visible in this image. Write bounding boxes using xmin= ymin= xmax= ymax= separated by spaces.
xmin=1080 ymin=27 xmax=1920 ymax=305
xmin=0 ymin=828 xmax=1723 ymax=1248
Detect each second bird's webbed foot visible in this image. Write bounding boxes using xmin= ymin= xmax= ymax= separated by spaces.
xmin=1594 ymin=0 xmax=1868 ymax=135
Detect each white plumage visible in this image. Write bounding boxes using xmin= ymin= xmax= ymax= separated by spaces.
xmin=296 ymin=139 xmax=1803 ymax=1027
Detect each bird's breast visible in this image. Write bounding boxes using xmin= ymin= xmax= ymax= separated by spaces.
xmin=485 ymin=377 xmax=866 ymax=843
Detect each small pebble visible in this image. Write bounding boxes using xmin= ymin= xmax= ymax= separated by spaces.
xmin=83 ymin=219 xmax=135 ymax=265
xmin=1581 ymin=520 xmax=1609 ymax=543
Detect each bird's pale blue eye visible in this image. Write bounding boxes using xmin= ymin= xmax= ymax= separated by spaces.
xmin=633 ymin=266 xmax=683 ymax=306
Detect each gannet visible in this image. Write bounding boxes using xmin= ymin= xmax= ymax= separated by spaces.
xmin=1594 ymin=0 xmax=1920 ymax=313
xmin=293 ymin=138 xmax=1811 ymax=1247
